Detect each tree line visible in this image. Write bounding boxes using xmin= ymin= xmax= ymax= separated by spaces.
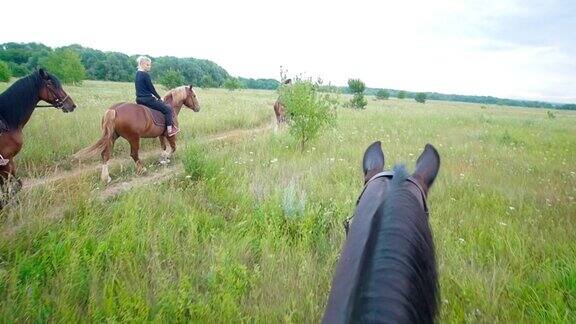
xmin=0 ymin=42 xmax=279 ymax=90
xmin=333 ymin=86 xmax=573 ymax=110
xmin=0 ymin=42 xmax=572 ymax=110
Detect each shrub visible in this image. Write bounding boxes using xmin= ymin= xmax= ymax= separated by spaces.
xmin=415 ymin=92 xmax=427 ymax=103
xmin=0 ymin=61 xmax=11 ymax=82
xmin=348 ymin=79 xmax=367 ymax=109
xmin=375 ymin=89 xmax=390 ymax=100
xmin=223 ymin=77 xmax=243 ymax=91
xmin=278 ymin=78 xmax=338 ymax=150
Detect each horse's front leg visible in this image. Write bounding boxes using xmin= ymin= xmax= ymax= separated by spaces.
xmin=159 ymin=136 xmax=171 ymax=164
xmin=0 ymin=161 xmax=21 ymax=208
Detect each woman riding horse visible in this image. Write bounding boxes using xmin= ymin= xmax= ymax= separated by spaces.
xmin=74 ymin=84 xmax=200 ymax=183
xmin=135 ymin=56 xmax=180 ymax=137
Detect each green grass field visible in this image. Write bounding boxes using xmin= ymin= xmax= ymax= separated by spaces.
xmin=0 ymin=80 xmax=575 ymax=322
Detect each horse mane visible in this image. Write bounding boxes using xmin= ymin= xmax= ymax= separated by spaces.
xmin=352 ymin=165 xmax=439 ymax=323
xmin=0 ymin=71 xmax=42 ymax=129
xmin=164 ymin=86 xmax=188 ymax=105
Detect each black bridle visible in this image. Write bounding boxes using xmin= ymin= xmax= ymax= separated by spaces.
xmin=35 ymin=81 xmax=69 ymax=108
xmin=345 ymin=170 xmax=429 ymax=233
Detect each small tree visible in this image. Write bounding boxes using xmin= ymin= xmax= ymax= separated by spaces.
xmin=375 ymin=89 xmax=390 ymax=100
xmin=39 ymin=49 xmax=85 ymax=84
xmin=0 ymin=61 xmax=11 ymax=82
xmin=348 ymin=78 xmax=367 ymax=109
xmin=278 ymin=79 xmax=338 ymax=151
xmin=415 ymin=92 xmax=427 ymax=103
xmin=223 ymin=77 xmax=243 ymax=91
xmin=397 ymin=90 xmax=407 ymax=99
xmin=159 ymin=69 xmax=184 ymax=90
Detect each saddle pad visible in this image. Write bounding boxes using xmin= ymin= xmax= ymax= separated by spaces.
xmin=148 ymin=108 xmax=166 ymax=127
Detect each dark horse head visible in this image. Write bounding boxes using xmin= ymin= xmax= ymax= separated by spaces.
xmin=0 ymin=68 xmax=76 ymax=131
xmin=323 ymin=141 xmax=441 ymax=324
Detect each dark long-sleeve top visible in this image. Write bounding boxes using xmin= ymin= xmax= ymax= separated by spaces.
xmin=135 ymin=71 xmax=161 ymax=99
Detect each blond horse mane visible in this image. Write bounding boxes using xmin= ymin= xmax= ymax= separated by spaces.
xmin=164 ymin=86 xmax=192 ymax=105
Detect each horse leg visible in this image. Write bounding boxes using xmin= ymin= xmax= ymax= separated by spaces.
xmin=159 ymin=136 xmax=171 ymax=164
xmin=100 ymin=133 xmax=118 ymax=183
xmin=0 ymin=161 xmax=21 ymax=208
xmin=127 ymin=136 xmax=146 ymax=175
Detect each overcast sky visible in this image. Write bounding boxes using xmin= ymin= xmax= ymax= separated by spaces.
xmin=2 ymin=0 xmax=575 ymax=103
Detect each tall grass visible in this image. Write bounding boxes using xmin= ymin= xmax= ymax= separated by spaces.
xmin=0 ymin=80 xmax=575 ymax=322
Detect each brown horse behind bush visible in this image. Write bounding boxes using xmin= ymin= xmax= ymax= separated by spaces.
xmin=74 ymin=85 xmax=199 ymax=183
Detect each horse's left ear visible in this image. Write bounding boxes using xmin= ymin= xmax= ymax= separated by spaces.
xmin=189 ymin=84 xmax=193 ymax=89
xmin=39 ymin=68 xmax=48 ymax=79
xmin=412 ymin=144 xmax=440 ymax=195
xmin=362 ymin=141 xmax=385 ymax=181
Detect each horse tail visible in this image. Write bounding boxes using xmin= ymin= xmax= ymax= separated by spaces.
xmin=73 ymin=109 xmax=117 ymax=160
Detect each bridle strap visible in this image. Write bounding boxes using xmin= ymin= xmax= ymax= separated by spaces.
xmin=356 ymin=171 xmax=395 ymax=205
xmin=356 ymin=171 xmax=429 ymax=214
xmin=36 ymin=82 xmax=68 ymax=108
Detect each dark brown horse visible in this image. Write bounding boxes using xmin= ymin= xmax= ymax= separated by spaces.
xmin=74 ymin=85 xmax=200 ymax=183
xmin=0 ymin=69 xmax=76 ymax=206
xmin=323 ymin=141 xmax=440 ymax=324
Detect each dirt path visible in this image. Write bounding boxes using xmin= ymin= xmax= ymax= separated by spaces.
xmin=20 ymin=121 xmax=274 ymax=202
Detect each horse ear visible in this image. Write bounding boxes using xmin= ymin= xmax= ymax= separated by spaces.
xmin=362 ymin=141 xmax=385 ymax=179
xmin=189 ymin=84 xmax=193 ymax=89
xmin=39 ymin=68 xmax=48 ymax=79
xmin=412 ymin=144 xmax=440 ymax=195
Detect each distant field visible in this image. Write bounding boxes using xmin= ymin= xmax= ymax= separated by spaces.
xmin=0 ymin=80 xmax=575 ymax=322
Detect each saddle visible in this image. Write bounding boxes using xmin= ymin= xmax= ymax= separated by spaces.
xmin=145 ymin=106 xmax=167 ymax=128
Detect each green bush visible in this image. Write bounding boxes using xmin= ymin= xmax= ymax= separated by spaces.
xmin=0 ymin=61 xmax=11 ymax=82
xmin=397 ymin=90 xmax=407 ymax=99
xmin=415 ymin=92 xmax=427 ymax=104
xmin=348 ymin=79 xmax=367 ymax=109
xmin=278 ymin=79 xmax=338 ymax=150
xmin=223 ymin=77 xmax=243 ymax=91
xmin=350 ymin=94 xmax=368 ymax=109
xmin=39 ymin=49 xmax=85 ymax=84
xmin=375 ymin=89 xmax=390 ymax=100
xmin=159 ymin=69 xmax=184 ymax=90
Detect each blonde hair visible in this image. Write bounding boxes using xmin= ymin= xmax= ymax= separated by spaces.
xmin=136 ymin=56 xmax=151 ymax=67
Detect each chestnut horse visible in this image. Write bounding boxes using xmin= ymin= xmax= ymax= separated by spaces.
xmin=273 ymin=100 xmax=286 ymax=124
xmin=74 ymin=85 xmax=200 ymax=183
xmin=0 ymin=69 xmax=76 ymax=207
xmin=323 ymin=141 xmax=440 ymax=323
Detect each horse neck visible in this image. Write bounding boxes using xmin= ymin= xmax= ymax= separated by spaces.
xmin=0 ymin=73 xmax=41 ymax=129
xmin=166 ymin=96 xmax=184 ymax=116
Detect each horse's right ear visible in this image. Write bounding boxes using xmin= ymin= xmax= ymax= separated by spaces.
xmin=362 ymin=141 xmax=385 ymax=180
xmin=189 ymin=84 xmax=193 ymax=89
xmin=412 ymin=144 xmax=440 ymax=195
